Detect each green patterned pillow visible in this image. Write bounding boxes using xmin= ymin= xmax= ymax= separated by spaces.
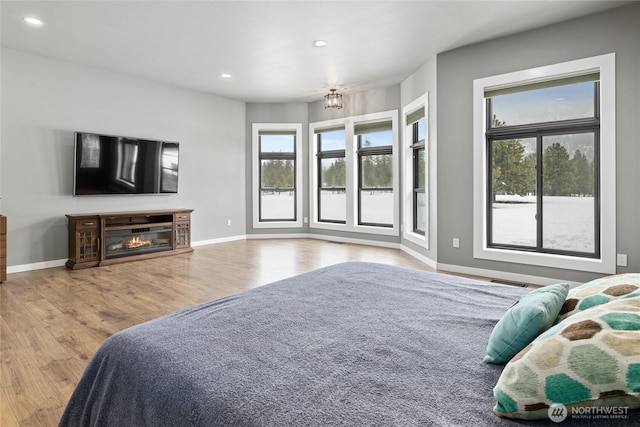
xmin=483 ymin=283 xmax=569 ymax=364
xmin=494 ymin=297 xmax=640 ymax=420
xmin=557 ymin=273 xmax=640 ymax=322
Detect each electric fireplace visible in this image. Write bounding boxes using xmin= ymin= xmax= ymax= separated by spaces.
xmin=65 ymin=209 xmax=193 ymax=270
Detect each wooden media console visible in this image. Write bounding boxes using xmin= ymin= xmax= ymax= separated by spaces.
xmin=66 ymin=209 xmax=193 ymax=269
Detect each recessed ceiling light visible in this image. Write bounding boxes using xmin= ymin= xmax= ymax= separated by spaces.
xmin=313 ymin=40 xmax=327 ymax=48
xmin=220 ymin=73 xmax=232 ymax=79
xmin=23 ymin=17 xmax=44 ymax=26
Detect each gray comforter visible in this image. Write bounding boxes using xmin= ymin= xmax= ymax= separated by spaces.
xmin=59 ymin=262 xmax=630 ymax=426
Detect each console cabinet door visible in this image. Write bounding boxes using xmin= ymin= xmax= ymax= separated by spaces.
xmin=68 ymin=217 xmax=101 ymax=268
xmin=174 ymin=213 xmax=191 ymax=249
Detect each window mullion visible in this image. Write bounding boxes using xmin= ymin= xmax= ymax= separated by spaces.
xmin=536 ymin=134 xmax=544 ymax=252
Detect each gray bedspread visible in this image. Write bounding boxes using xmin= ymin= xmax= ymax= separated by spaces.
xmin=59 ymin=262 xmax=631 ymax=426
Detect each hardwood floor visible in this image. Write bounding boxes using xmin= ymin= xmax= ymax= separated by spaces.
xmin=0 ymin=238 xmax=465 ymax=426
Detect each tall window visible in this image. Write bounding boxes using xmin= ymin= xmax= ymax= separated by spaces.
xmin=252 ymin=123 xmax=303 ymax=228
xmin=408 ymin=109 xmax=426 ymax=235
xmin=473 ymin=53 xmax=616 ymax=274
xmin=402 ymin=93 xmax=429 ymax=248
xmin=486 ymin=75 xmax=599 ymax=257
xmin=356 ymin=121 xmax=393 ymax=227
xmin=316 ymin=127 xmax=346 ymax=223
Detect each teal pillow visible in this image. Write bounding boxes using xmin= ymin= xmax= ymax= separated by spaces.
xmin=484 ymin=283 xmax=569 ymax=364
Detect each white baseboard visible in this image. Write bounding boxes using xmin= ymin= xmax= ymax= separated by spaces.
xmin=307 ymin=233 xmax=401 ymax=249
xmin=248 ymin=233 xmax=402 ymax=250
xmin=246 ymin=233 xmax=308 ymax=240
xmin=400 ymin=245 xmax=437 ymax=269
xmin=192 ymin=235 xmax=247 ymax=247
xmin=8 ymin=259 xmax=67 ymax=274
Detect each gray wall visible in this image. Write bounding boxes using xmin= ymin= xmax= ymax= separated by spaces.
xmin=436 ymin=3 xmax=640 ymax=282
xmin=1 ymin=48 xmax=247 ymax=267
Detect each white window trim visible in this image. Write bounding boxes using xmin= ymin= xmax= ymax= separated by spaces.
xmin=309 ymin=110 xmax=399 ymax=236
xmin=252 ymin=123 xmax=303 ymax=229
xmin=472 ymin=53 xmax=616 ymax=274
xmin=402 ymin=93 xmax=429 ymax=248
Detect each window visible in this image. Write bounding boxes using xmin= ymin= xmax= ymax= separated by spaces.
xmin=486 ymin=75 xmax=600 ymax=257
xmin=473 ymin=53 xmax=616 ymax=273
xmin=402 ymin=93 xmax=429 ymax=247
xmin=309 ymin=110 xmax=398 ymax=236
xmin=252 ymin=123 xmax=303 ymax=228
xmin=409 ymin=110 xmax=426 ymax=235
xmin=356 ymin=121 xmax=394 ymax=227
xmin=316 ymin=127 xmax=346 ymax=223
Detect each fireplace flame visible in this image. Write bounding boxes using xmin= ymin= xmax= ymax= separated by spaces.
xmin=126 ymin=235 xmax=152 ymax=249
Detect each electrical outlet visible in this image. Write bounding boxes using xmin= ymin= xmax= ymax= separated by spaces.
xmin=616 ymin=254 xmax=628 ymax=267
xmin=452 ymin=238 xmax=460 ymax=248
xmin=304 ymin=217 xmax=308 ymax=224
xmin=226 ymin=219 xmax=231 ymax=227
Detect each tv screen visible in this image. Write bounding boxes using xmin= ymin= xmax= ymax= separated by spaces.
xmin=74 ymin=132 xmax=179 ymax=196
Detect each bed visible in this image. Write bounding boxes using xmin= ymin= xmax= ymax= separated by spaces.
xmin=59 ymin=262 xmax=639 ymax=426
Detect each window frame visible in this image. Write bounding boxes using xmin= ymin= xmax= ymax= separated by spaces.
xmin=356 ymin=122 xmax=394 ymax=227
xmin=486 ymin=81 xmax=600 ymax=258
xmin=402 ymin=93 xmax=429 ymax=248
xmin=412 ymin=123 xmax=426 ymax=235
xmin=309 ymin=110 xmax=399 ymax=236
xmin=472 ymin=53 xmax=616 ymax=274
xmin=252 ymin=123 xmax=303 ymax=229
xmin=316 ymin=127 xmax=347 ymax=224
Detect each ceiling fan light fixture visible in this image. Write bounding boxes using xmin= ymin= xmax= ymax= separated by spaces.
xmin=324 ymin=89 xmax=343 ymax=110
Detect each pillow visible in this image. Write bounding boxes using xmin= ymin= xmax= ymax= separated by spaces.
xmin=557 ymin=273 xmax=640 ymax=322
xmin=493 ymin=297 xmax=640 ymax=420
xmin=483 ymin=283 xmax=569 ymax=364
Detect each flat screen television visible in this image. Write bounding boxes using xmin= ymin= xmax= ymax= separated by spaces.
xmin=74 ymin=132 xmax=179 ymax=196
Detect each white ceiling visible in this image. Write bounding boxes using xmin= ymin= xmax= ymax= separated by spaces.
xmin=0 ymin=0 xmax=634 ymax=103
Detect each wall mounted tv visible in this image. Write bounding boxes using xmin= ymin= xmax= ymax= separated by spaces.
xmin=74 ymin=132 xmax=179 ymax=196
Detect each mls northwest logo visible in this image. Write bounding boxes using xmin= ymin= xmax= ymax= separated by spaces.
xmin=548 ymin=403 xmax=568 ymax=423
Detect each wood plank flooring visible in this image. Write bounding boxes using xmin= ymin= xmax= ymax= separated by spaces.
xmin=0 ymin=238 xmax=477 ymax=426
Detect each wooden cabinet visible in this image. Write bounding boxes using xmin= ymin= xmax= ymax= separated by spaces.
xmin=66 ymin=209 xmax=193 ymax=270
xmin=174 ymin=212 xmax=191 ymax=249
xmin=66 ymin=214 xmax=101 ymax=269
xmin=0 ymin=215 xmax=6 ymax=282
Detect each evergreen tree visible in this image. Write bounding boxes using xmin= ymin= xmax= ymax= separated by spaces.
xmin=571 ymin=149 xmax=593 ymax=196
xmin=323 ymin=158 xmax=345 ymax=187
xmin=261 ymin=159 xmax=293 ymax=189
xmin=490 ymin=115 xmax=535 ymax=198
xmin=492 ymin=139 xmax=531 ymax=197
xmin=543 ymin=142 xmax=574 ymax=196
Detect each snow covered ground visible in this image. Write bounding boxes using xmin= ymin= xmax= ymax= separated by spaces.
xmin=492 ymin=195 xmax=595 ymax=253
xmin=260 ymin=192 xmax=595 ymax=254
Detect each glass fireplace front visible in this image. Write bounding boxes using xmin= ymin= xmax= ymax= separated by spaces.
xmin=104 ymin=225 xmax=173 ymax=259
